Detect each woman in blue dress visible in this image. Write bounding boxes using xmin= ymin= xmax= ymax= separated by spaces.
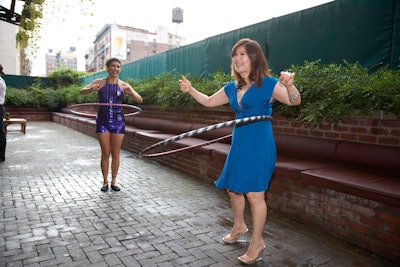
xmin=81 ymin=58 xmax=143 ymax=192
xmin=179 ymin=38 xmax=301 ymax=264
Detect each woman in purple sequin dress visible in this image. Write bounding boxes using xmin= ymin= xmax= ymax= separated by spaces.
xmin=80 ymin=58 xmax=143 ymax=192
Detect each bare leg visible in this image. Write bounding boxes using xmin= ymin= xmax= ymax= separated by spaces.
xmin=224 ymin=190 xmax=248 ymax=242
xmin=239 ymin=191 xmax=267 ymax=261
xmin=110 ymin=133 xmax=124 ymax=185
xmin=97 ymin=132 xmax=111 ymax=186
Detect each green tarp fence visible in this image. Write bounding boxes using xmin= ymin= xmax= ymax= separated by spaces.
xmin=5 ymin=0 xmax=399 ymax=88
xmin=81 ymin=0 xmax=398 ymax=84
xmin=3 ymin=74 xmax=49 ymax=89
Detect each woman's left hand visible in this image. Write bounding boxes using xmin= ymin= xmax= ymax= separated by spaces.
xmin=279 ymin=71 xmax=295 ymax=87
xmin=122 ymin=85 xmax=131 ymax=94
xmin=123 ymin=84 xmax=143 ymax=103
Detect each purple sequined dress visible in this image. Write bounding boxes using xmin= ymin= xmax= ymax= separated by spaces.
xmin=95 ymin=83 xmax=125 ymax=134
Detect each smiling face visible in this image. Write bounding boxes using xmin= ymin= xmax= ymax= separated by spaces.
xmin=107 ymin=60 xmax=121 ymax=77
xmin=232 ymin=45 xmax=251 ymax=79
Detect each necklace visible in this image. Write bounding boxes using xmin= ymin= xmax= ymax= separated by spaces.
xmin=106 ymin=77 xmax=118 ymax=85
xmin=237 ymin=83 xmax=252 ymax=107
xmin=237 ymin=88 xmax=246 ymax=99
xmin=237 ymin=88 xmax=247 ymax=106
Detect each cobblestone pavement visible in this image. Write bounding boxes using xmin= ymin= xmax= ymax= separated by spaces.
xmin=0 ymin=121 xmax=397 ymax=267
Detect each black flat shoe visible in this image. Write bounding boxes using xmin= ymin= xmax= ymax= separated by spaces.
xmin=101 ymin=184 xmax=109 ymax=192
xmin=111 ymin=184 xmax=120 ymax=191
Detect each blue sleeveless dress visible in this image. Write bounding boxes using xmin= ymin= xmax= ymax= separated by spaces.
xmin=214 ymin=76 xmax=278 ymax=193
xmin=96 ymin=83 xmax=125 ymax=134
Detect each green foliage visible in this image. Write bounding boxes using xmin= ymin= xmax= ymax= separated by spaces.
xmin=129 ymin=74 xmax=173 ymax=107
xmin=153 ymin=73 xmax=199 ymax=109
xmin=16 ymin=0 xmax=45 ymax=74
xmin=6 ymin=82 xmax=96 ymax=110
xmin=6 ymin=86 xmax=57 ymax=110
xmin=16 ymin=0 xmax=45 ymax=48
xmin=5 ymin=88 xmax=35 ymax=107
xmin=5 ymin=61 xmax=400 ymax=127
xmin=48 ymin=68 xmax=86 ymax=89
xmin=131 ymin=71 xmax=231 ymax=109
xmin=29 ymin=84 xmax=59 ymax=109
xmin=274 ymin=60 xmax=400 ymax=127
xmin=130 ymin=72 xmax=201 ymax=109
xmin=202 ymin=71 xmax=232 ymax=95
xmin=57 ymin=84 xmax=99 ymax=106
xmin=367 ymin=68 xmax=400 ymax=114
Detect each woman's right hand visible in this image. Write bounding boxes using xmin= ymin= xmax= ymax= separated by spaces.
xmin=179 ymin=76 xmax=192 ymax=93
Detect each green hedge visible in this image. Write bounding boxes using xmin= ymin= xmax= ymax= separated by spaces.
xmin=5 ymin=61 xmax=400 ymax=127
xmin=275 ymin=60 xmax=400 ymax=126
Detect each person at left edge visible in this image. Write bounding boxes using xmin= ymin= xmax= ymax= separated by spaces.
xmin=0 ymin=64 xmax=7 ymax=162
xmin=80 ymin=58 xmax=143 ymax=192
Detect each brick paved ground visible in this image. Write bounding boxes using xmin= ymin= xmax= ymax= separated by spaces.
xmin=0 ymin=121 xmax=397 ymax=267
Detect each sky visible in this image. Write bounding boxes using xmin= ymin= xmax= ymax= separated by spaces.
xmin=13 ymin=0 xmax=333 ymax=76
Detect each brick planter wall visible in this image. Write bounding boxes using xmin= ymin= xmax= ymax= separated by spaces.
xmin=52 ymin=106 xmax=400 ymax=261
xmin=272 ymin=111 xmax=400 ymax=147
xmin=5 ymin=107 xmax=52 ymax=121
xmin=10 ymin=105 xmax=399 ymax=147
xmin=133 ymin=106 xmax=400 ymax=146
xmin=266 ymin=176 xmax=400 ymax=261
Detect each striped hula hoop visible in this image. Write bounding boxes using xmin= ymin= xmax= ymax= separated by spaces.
xmin=139 ymin=115 xmax=272 ymax=158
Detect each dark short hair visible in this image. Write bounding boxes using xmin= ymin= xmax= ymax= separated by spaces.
xmin=106 ymin=58 xmax=121 ymax=67
xmin=0 ymin=64 xmax=4 ymax=75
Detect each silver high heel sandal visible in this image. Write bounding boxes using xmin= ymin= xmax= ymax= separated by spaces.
xmin=237 ymin=245 xmax=266 ymax=265
xmin=223 ymin=228 xmax=249 ymax=244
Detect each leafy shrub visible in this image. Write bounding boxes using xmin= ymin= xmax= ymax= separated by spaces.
xmin=154 ymin=73 xmax=201 ymax=109
xmin=128 ymin=77 xmax=159 ymax=105
xmin=5 ymin=88 xmax=35 ymax=107
xmin=4 ymin=60 xmax=400 ymax=127
xmin=48 ymin=68 xmax=86 ymax=89
xmin=4 ymin=68 xmax=90 ymax=110
xmin=274 ymin=60 xmax=400 ymax=127
xmin=367 ymin=68 xmax=400 ymax=114
xmin=131 ymin=71 xmax=231 ymax=109
xmin=57 ymin=84 xmax=98 ymax=107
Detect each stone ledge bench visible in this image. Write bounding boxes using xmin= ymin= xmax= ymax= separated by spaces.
xmin=51 ymin=112 xmax=400 ymax=261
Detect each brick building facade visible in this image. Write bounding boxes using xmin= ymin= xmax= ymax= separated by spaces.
xmin=85 ymin=24 xmax=182 ymax=72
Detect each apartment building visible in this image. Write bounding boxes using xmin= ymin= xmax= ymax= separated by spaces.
xmin=86 ymin=23 xmax=183 ymax=72
xmin=45 ymin=48 xmax=78 ymax=75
